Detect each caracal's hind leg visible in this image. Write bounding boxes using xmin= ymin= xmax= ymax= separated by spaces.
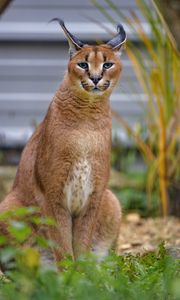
xmin=92 ymin=189 xmax=121 ymax=259
xmin=0 ymin=191 xmax=26 ymax=235
xmin=0 ymin=191 xmax=24 ymax=213
xmin=0 ymin=191 xmax=29 ymax=272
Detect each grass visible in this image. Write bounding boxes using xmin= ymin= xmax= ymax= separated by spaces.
xmin=0 ymin=244 xmax=180 ymax=300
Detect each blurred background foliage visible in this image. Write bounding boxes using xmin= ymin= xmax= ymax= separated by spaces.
xmin=92 ymin=0 xmax=180 ymax=217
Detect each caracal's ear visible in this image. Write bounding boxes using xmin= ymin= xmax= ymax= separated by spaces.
xmin=50 ymin=18 xmax=85 ymax=57
xmin=107 ymin=24 xmax=127 ymax=54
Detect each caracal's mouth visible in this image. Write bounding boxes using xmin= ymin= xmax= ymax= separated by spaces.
xmin=92 ymin=87 xmax=101 ymax=92
xmin=81 ymin=80 xmax=111 ymax=93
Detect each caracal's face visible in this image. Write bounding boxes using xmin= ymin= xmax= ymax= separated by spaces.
xmin=67 ymin=45 xmax=122 ymax=98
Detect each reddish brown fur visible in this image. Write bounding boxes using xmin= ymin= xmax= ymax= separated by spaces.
xmin=0 ymin=44 xmax=123 ymax=261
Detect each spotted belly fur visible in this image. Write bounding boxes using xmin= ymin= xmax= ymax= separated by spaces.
xmin=63 ymin=159 xmax=93 ymax=215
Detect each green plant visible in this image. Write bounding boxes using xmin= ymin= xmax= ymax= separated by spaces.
xmin=0 ymin=209 xmax=180 ymax=300
xmin=110 ymin=147 xmax=159 ymax=216
xmin=92 ymin=0 xmax=180 ymax=216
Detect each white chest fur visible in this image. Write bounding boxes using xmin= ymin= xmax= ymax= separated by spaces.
xmin=63 ymin=159 xmax=93 ymax=215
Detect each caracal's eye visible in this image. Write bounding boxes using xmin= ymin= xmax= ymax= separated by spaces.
xmin=103 ymin=62 xmax=114 ymax=69
xmin=77 ymin=62 xmax=89 ymax=70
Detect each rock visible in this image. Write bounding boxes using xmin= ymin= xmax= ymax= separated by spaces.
xmin=126 ymin=213 xmax=141 ymax=224
xmin=119 ymin=243 xmax=131 ymax=250
xmin=131 ymin=240 xmax=143 ymax=246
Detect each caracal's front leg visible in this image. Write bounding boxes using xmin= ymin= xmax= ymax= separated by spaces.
xmin=72 ymin=193 xmax=101 ymax=259
xmin=44 ymin=202 xmax=74 ymax=262
xmin=92 ymin=189 xmax=122 ymax=258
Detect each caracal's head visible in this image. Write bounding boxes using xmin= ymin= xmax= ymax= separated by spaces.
xmin=52 ymin=19 xmax=127 ymax=99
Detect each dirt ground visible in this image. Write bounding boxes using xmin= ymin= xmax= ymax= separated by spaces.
xmin=118 ymin=213 xmax=180 ymax=258
xmin=0 ymin=166 xmax=180 ymax=258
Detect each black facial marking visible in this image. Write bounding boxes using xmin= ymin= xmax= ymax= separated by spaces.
xmin=85 ymin=54 xmax=89 ymax=62
xmin=103 ymin=54 xmax=107 ymax=62
xmin=81 ymin=81 xmax=88 ymax=88
xmin=104 ymin=80 xmax=110 ymax=87
xmin=93 ymin=47 xmax=98 ymax=59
